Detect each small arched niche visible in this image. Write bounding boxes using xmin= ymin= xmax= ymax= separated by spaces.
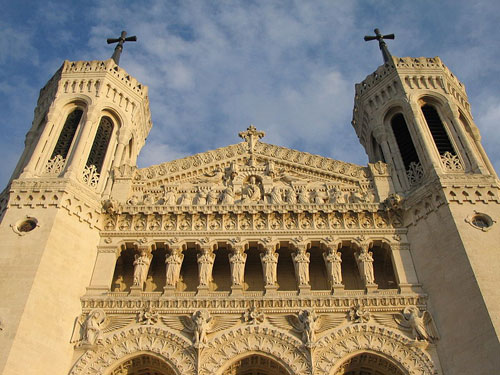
xmin=221 ymin=354 xmax=290 ymax=375
xmin=334 ymin=352 xmax=406 ymax=375
xmin=107 ymin=353 xmax=177 ymax=375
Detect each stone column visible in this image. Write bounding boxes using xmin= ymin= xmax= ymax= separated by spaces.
xmin=390 ymin=242 xmax=421 ymax=293
xmin=229 ymin=245 xmax=247 ymax=296
xmin=292 ymin=243 xmax=311 ymax=294
xmin=260 ymin=244 xmax=279 ymax=295
xmin=356 ymin=242 xmax=377 ymax=292
xmin=164 ymin=243 xmax=185 ymax=295
xmin=130 ymin=243 xmax=153 ymax=295
xmin=322 ymin=242 xmax=344 ymax=293
xmin=197 ymin=245 xmax=215 ymax=295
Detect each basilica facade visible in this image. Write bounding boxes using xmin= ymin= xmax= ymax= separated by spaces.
xmin=0 ymin=48 xmax=499 ymax=375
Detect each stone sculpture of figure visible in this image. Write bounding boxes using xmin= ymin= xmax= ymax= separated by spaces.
xmin=197 ymin=249 xmax=215 ymax=287
xmin=192 ymin=310 xmax=211 ymax=346
xmin=165 ymin=248 xmax=184 ymax=287
xmin=133 ymin=250 xmax=152 ymax=289
xmin=269 ymin=186 xmax=283 ymax=204
xmin=221 ymin=186 xmax=235 ymax=205
xmin=329 ymin=187 xmax=346 ymax=204
xmin=356 ymin=248 xmax=375 ymax=284
xmin=242 ymin=176 xmax=262 ymax=203
xmin=178 ymin=191 xmax=192 ymax=206
xmin=206 ymin=189 xmax=218 ymax=205
xmin=127 ymin=195 xmax=140 ymax=205
xmin=292 ymin=249 xmax=310 ymax=286
xmin=312 ymin=189 xmax=326 ymax=204
xmin=284 ymin=188 xmax=297 ymax=204
xmin=260 ymin=247 xmax=279 ymax=286
xmin=163 ymin=190 xmax=177 ymax=206
xmin=299 ymin=309 xmax=317 ymax=346
xmin=350 ymin=190 xmax=366 ymax=203
xmin=193 ymin=189 xmax=207 ymax=205
xmin=113 ymin=275 xmax=126 ymax=292
xmin=82 ymin=309 xmax=106 ymax=345
xmin=403 ymin=306 xmax=438 ymax=343
xmin=143 ymin=194 xmax=156 ymax=205
xmin=323 ymin=248 xmax=343 ymax=286
xmin=229 ymin=249 xmax=247 ymax=286
xmin=298 ymin=189 xmax=310 ymax=204
xmin=225 ymin=161 xmax=239 ymax=182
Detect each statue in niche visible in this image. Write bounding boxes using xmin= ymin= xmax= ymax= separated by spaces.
xmin=113 ymin=275 xmax=126 ymax=292
xmin=193 ymin=188 xmax=207 ymax=205
xmin=133 ymin=250 xmax=152 ymax=289
xmin=292 ymin=249 xmax=310 ymax=286
xmin=178 ymin=191 xmax=192 ymax=206
xmin=328 ymin=187 xmax=347 ymax=204
xmin=323 ymin=247 xmax=343 ymax=286
xmin=229 ymin=249 xmax=247 ymax=286
xmin=162 ymin=190 xmax=177 ymax=206
xmin=260 ymin=247 xmax=279 ymax=286
xmin=197 ymin=249 xmax=215 ymax=287
xmin=269 ymin=186 xmax=283 ymax=204
xmin=284 ymin=188 xmax=297 ymax=204
xmin=241 ymin=176 xmax=262 ymax=203
xmin=298 ymin=189 xmax=310 ymax=204
xmin=165 ymin=248 xmax=184 ymax=287
xmin=356 ymin=248 xmax=375 ymax=284
xmin=221 ymin=186 xmax=235 ymax=205
xmin=206 ymin=189 xmax=219 ymax=205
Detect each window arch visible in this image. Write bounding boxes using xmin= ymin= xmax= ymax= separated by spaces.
xmin=421 ymin=104 xmax=456 ymax=155
xmin=51 ymin=108 xmax=83 ymax=160
xmin=86 ymin=116 xmax=114 ymax=173
xmin=390 ymin=113 xmax=420 ymax=170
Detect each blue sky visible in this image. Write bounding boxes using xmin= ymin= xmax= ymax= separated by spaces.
xmin=1 ymin=0 xmax=499 ymax=188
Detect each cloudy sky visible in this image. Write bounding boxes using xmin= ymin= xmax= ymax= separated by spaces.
xmin=0 ymin=1 xmax=499 ymax=188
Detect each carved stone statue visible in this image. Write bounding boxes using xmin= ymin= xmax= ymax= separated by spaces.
xmin=81 ymin=309 xmax=106 ymax=346
xmin=269 ymin=186 xmax=283 ymax=204
xmin=162 ymin=190 xmax=177 ymax=206
xmin=328 ymin=187 xmax=347 ymax=204
xmin=403 ymin=306 xmax=439 ymax=342
xmin=206 ymin=189 xmax=218 ymax=205
xmin=298 ymin=189 xmax=310 ymax=204
xmin=323 ymin=247 xmax=343 ymax=286
xmin=260 ymin=247 xmax=279 ymax=286
xmin=138 ymin=306 xmax=159 ymax=325
xmin=193 ymin=189 xmax=207 ymax=205
xmin=133 ymin=250 xmax=152 ymax=289
xmin=165 ymin=248 xmax=184 ymax=287
xmin=356 ymin=248 xmax=375 ymax=285
xmin=178 ymin=191 xmax=192 ymax=206
xmin=229 ymin=249 xmax=247 ymax=286
xmin=298 ymin=309 xmax=317 ymax=346
xmin=192 ymin=309 xmax=211 ymax=346
xmin=221 ymin=186 xmax=235 ymax=205
xmin=113 ymin=275 xmax=126 ymax=292
xmin=312 ymin=189 xmax=326 ymax=204
xmin=292 ymin=249 xmax=310 ymax=286
xmin=197 ymin=249 xmax=215 ymax=287
xmin=241 ymin=176 xmax=262 ymax=203
xmin=284 ymin=188 xmax=297 ymax=204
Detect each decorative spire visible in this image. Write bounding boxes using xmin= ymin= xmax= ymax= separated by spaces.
xmin=364 ymin=28 xmax=395 ymax=64
xmin=107 ymin=30 xmax=137 ymax=65
xmin=239 ymin=125 xmax=265 ymax=154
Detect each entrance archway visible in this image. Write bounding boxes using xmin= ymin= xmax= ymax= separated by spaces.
xmin=221 ymin=354 xmax=290 ymax=375
xmin=107 ymin=354 xmax=177 ymax=375
xmin=334 ymin=352 xmax=406 ymax=375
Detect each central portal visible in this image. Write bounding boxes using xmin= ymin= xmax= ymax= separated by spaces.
xmin=108 ymin=354 xmax=176 ymax=375
xmin=221 ymin=354 xmax=290 ymax=375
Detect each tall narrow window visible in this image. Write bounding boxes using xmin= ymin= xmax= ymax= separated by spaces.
xmin=86 ymin=116 xmax=114 ymax=173
xmin=51 ymin=109 xmax=83 ymax=159
xmin=421 ymin=104 xmax=455 ymax=155
xmin=391 ymin=114 xmax=420 ymax=170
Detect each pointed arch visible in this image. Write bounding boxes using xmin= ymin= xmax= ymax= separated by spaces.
xmin=51 ymin=108 xmax=83 ymax=160
xmin=86 ymin=116 xmax=114 ymax=173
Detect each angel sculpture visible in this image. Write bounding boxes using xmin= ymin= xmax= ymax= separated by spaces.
xmin=161 ymin=310 xmax=239 ymax=347
xmin=373 ymin=307 xmax=439 ymax=343
xmin=133 ymin=250 xmax=152 ymax=289
xmin=268 ymin=310 xmax=344 ymax=347
xmin=71 ymin=309 xmax=133 ymax=347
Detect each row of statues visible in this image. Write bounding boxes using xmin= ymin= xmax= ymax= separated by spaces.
xmin=126 ymin=184 xmax=376 ymax=207
xmin=127 ymin=246 xmax=377 ymax=292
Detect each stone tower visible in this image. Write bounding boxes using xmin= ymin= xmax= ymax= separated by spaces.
xmin=0 ymin=59 xmax=152 ymax=374
xmin=352 ymin=56 xmax=500 ymax=373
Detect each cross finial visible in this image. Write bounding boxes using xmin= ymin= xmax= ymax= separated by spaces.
xmin=107 ymin=31 xmax=137 ymax=65
xmin=364 ymin=28 xmax=395 ymax=64
xmin=239 ymin=125 xmax=265 ymax=154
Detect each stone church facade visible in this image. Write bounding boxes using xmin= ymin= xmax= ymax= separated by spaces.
xmin=0 ymin=49 xmax=499 ymax=375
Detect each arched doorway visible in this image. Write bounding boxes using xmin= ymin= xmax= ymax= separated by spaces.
xmin=107 ymin=354 xmax=177 ymax=375
xmin=222 ymin=354 xmax=290 ymax=375
xmin=334 ymin=352 xmax=406 ymax=375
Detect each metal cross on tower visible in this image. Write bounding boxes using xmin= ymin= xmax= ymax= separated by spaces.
xmin=107 ymin=31 xmax=137 ymax=65
xmin=364 ymin=28 xmax=395 ymax=64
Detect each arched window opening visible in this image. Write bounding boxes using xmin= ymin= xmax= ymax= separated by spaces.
xmin=309 ymin=246 xmax=328 ymax=290
xmin=335 ymin=352 xmax=405 ymax=375
xmin=390 ymin=113 xmax=420 ymax=170
xmin=109 ymin=354 xmax=177 ymax=375
xmin=212 ymin=247 xmax=232 ymax=291
xmin=179 ymin=247 xmax=199 ymax=292
xmin=372 ymin=246 xmax=397 ymax=289
xmin=245 ymin=247 xmax=265 ymax=291
xmin=276 ymin=246 xmax=297 ymax=291
xmin=421 ymin=104 xmax=455 ymax=155
xmin=111 ymin=246 xmax=136 ymax=292
xmin=51 ymin=109 xmax=83 ymax=160
xmin=147 ymin=246 xmax=166 ymax=291
xmin=221 ymin=354 xmax=290 ymax=375
xmin=86 ymin=116 xmax=114 ymax=173
xmin=341 ymin=246 xmax=364 ymax=290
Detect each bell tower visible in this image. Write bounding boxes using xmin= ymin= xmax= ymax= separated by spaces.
xmin=353 ymin=31 xmax=500 ymax=374
xmin=0 ymin=47 xmax=152 ymax=374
